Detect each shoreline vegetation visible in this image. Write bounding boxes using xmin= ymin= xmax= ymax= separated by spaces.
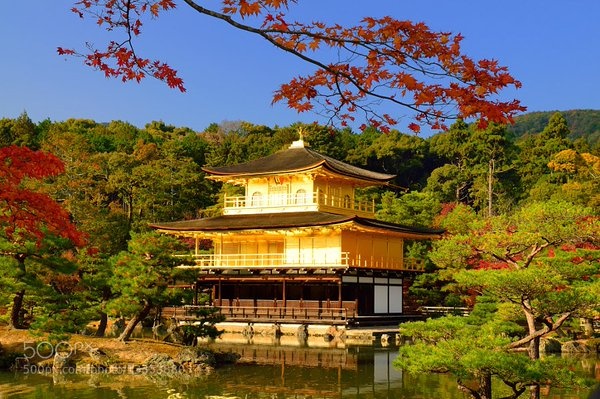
xmin=0 ymin=326 xmax=239 ymax=375
xmin=0 ymin=325 xmax=598 ymax=375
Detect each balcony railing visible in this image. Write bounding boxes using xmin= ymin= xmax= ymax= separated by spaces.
xmin=222 ymin=192 xmax=375 ymax=216
xmin=162 ymin=300 xmax=357 ymax=324
xmin=176 ymin=253 xmax=424 ymax=271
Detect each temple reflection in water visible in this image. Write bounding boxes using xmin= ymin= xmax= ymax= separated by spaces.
xmin=205 ymin=341 xmax=467 ymax=399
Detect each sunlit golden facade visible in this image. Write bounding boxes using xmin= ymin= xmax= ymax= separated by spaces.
xmin=152 ymin=137 xmax=441 ymax=325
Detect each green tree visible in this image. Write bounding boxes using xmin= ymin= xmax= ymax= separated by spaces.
xmin=175 ymin=131 xmax=210 ymax=167
xmin=0 ymin=235 xmax=86 ymax=332
xmin=345 ymin=126 xmax=381 ymax=165
xmin=26 ymin=250 xmax=97 ymax=338
xmin=301 ymin=124 xmax=354 ymax=161
xmin=44 ymin=127 xmax=215 ymax=239
xmin=204 ymin=129 xmax=249 ymax=167
xmin=129 ymin=151 xmax=214 ymax=229
xmin=10 ymin=112 xmax=38 ymax=149
xmin=516 ymin=112 xmax=573 ymax=200
xmin=350 ymin=129 xmax=431 ymax=189
xmin=426 ymin=120 xmax=473 ymax=203
xmin=396 ymin=307 xmax=582 ymax=399
xmin=0 ymin=118 xmax=13 ymax=148
xmin=406 ymin=201 xmax=600 ymax=399
xmin=377 ymin=191 xmax=441 ymax=228
xmin=547 ymin=149 xmax=600 ymax=207
xmin=427 ymin=121 xmax=518 ymax=214
xmin=108 ymin=232 xmax=187 ymax=342
xmin=0 ymin=112 xmax=38 ymax=149
xmin=176 ymin=302 xmax=225 ymax=346
xmin=77 ymin=252 xmax=118 ymax=337
xmin=464 ymin=124 xmax=518 ymax=215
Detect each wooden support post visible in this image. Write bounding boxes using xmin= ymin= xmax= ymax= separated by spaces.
xmin=338 ymin=279 xmax=343 ymax=308
xmin=282 ymin=279 xmax=287 ymax=307
xmin=217 ymin=278 xmax=222 ymax=307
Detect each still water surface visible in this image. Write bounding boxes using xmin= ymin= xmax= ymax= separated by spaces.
xmin=0 ymin=343 xmax=597 ymax=398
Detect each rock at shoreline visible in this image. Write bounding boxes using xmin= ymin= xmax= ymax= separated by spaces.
xmin=176 ymin=347 xmax=215 ymax=374
xmin=177 ymin=347 xmax=215 ymax=365
xmin=142 ymin=353 xmax=181 ymax=374
xmin=562 ymin=340 xmax=594 ymax=353
xmin=53 ymin=352 xmax=76 ymax=373
xmin=176 ymin=347 xmax=240 ymax=374
xmin=140 ymin=347 xmax=239 ymax=375
xmin=540 ymin=337 xmax=562 ymax=353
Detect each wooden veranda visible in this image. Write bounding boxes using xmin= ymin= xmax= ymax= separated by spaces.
xmin=162 ymin=299 xmax=358 ymax=326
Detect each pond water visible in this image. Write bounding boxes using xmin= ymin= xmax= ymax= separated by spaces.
xmin=0 ymin=343 xmax=597 ymax=399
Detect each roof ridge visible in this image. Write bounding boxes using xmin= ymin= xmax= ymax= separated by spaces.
xmin=203 ymin=145 xmax=395 ymax=182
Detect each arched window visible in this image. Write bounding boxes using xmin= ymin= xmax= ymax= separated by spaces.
xmin=295 ymin=189 xmax=307 ymax=204
xmin=251 ymin=191 xmax=263 ymax=207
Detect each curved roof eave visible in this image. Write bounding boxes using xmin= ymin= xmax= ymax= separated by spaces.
xmin=203 ymin=159 xmax=327 ymax=178
xmin=202 ymin=147 xmax=395 ymax=183
xmin=149 ymin=212 xmax=444 ymax=238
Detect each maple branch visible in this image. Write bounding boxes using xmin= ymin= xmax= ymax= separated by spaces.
xmin=65 ymin=0 xmax=524 ymax=131
xmin=181 ymin=1 xmax=428 ymax=113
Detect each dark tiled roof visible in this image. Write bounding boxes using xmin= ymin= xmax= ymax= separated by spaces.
xmin=202 ymin=147 xmax=395 ymax=183
xmin=150 ymin=212 xmax=351 ymax=231
xmin=150 ymin=212 xmax=443 ymax=237
xmin=352 ymin=217 xmax=445 ymax=236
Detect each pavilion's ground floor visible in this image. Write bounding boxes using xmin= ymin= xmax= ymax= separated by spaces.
xmin=164 ymin=267 xmax=425 ymax=327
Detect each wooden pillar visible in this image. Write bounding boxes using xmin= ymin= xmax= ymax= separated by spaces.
xmin=338 ymin=279 xmax=343 ymax=308
xmin=282 ymin=279 xmax=287 ymax=307
xmin=194 ymin=236 xmax=199 ymax=256
xmin=217 ymin=278 xmax=222 ymax=306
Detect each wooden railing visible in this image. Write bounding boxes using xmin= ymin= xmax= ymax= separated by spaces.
xmin=179 ymin=252 xmax=348 ymax=269
xmin=176 ymin=253 xmax=425 ymax=271
xmin=223 ymin=192 xmax=374 ymax=216
xmin=419 ymin=306 xmax=471 ymax=317
xmin=346 ymin=255 xmax=424 ymax=271
xmin=162 ymin=300 xmax=357 ymax=324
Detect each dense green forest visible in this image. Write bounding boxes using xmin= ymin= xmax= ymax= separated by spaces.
xmin=510 ymin=109 xmax=600 ymax=146
xmin=0 ymin=110 xmax=598 ymax=396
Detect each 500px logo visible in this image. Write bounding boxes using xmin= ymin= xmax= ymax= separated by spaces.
xmin=22 ymin=341 xmax=96 ymax=360
xmin=16 ymin=341 xmax=97 ymax=373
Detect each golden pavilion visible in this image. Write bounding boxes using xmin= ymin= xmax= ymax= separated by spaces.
xmin=151 ymin=136 xmax=442 ymax=326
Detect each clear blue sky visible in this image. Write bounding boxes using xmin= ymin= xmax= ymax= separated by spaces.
xmin=1 ymin=1 xmax=599 ymax=134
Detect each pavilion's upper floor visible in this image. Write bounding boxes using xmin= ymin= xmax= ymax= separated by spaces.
xmin=203 ymin=137 xmax=395 ymax=218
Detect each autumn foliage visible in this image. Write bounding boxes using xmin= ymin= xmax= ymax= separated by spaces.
xmin=61 ymin=0 xmax=525 ymax=132
xmin=0 ymin=145 xmax=85 ymax=247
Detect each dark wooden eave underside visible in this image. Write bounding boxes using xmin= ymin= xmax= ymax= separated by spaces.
xmin=150 ymin=211 xmax=443 ymax=238
xmin=187 ymin=267 xmax=410 ymax=282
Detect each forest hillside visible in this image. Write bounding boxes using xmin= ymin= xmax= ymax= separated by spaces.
xmin=0 ymin=110 xmax=597 ymax=338
xmin=510 ymin=109 xmax=600 ymax=146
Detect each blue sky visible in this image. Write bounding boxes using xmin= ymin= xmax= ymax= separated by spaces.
xmin=1 ymin=1 xmax=599 ymax=135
